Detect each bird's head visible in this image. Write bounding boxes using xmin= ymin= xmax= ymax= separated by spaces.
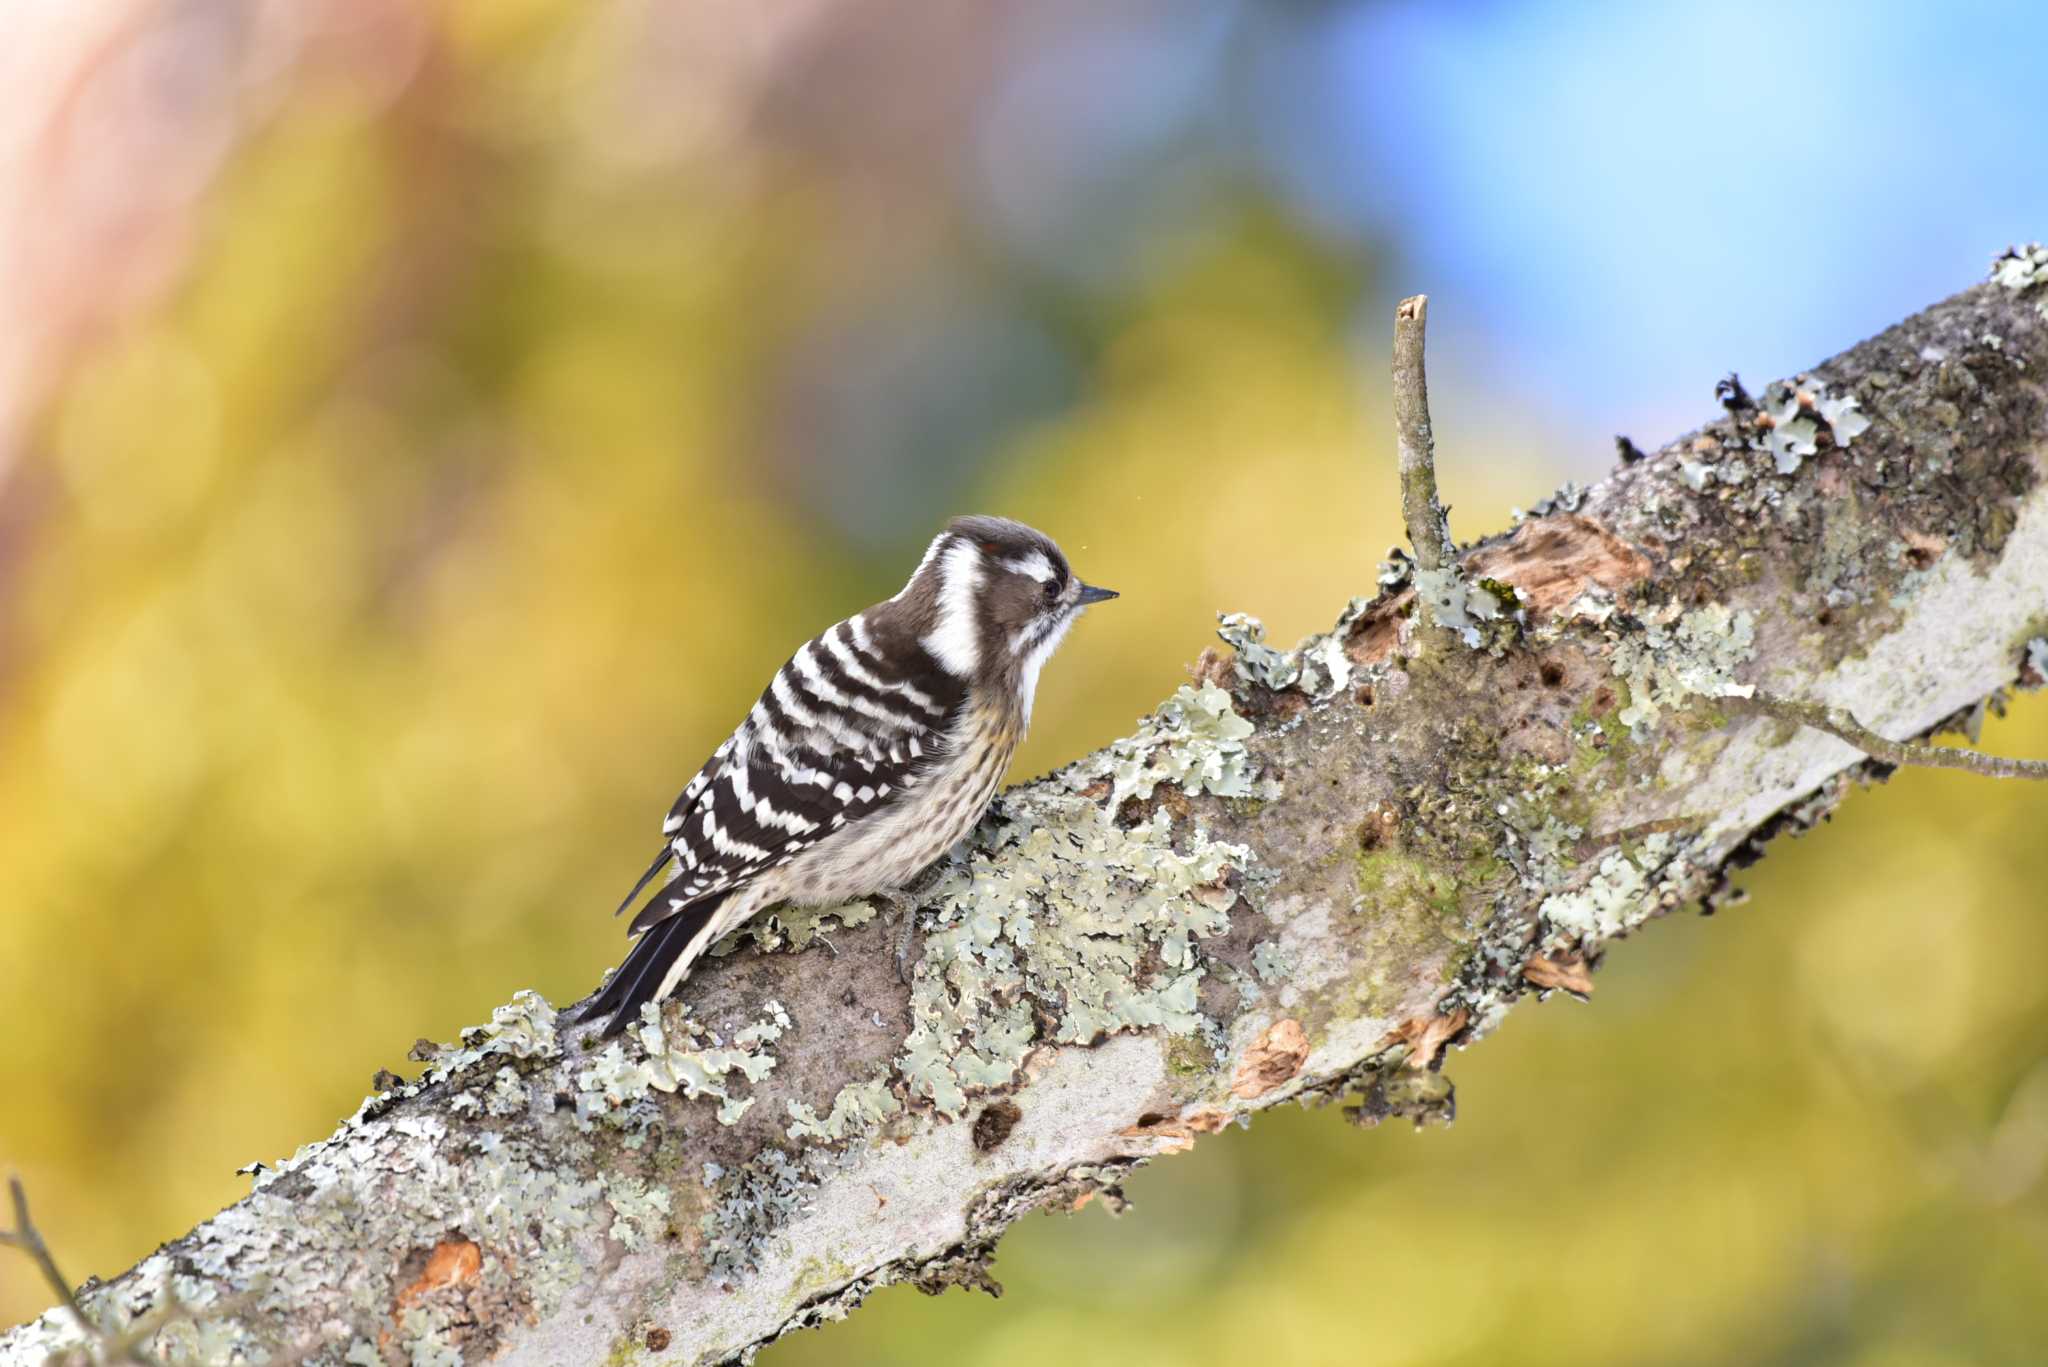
xmin=899 ymin=514 xmax=1116 ymax=701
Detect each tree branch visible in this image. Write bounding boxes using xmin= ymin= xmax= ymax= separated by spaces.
xmin=1392 ymin=294 xmax=1454 ymax=573
xmin=8 ymin=267 xmax=2048 ymax=1367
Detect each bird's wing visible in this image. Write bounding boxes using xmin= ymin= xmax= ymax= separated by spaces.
xmin=621 ymin=618 xmax=963 ymax=934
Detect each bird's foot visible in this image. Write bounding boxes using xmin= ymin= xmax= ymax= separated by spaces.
xmin=867 ymin=888 xmax=922 ymax=986
xmin=876 ymin=858 xmax=963 ymax=985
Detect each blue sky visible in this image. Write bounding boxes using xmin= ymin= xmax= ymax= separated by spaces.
xmin=1268 ymin=0 xmax=2048 ymax=460
xmin=794 ymin=1 xmax=2048 ymax=537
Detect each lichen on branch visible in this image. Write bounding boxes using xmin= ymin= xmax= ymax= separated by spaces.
xmin=9 ymin=261 xmax=2048 ymax=1367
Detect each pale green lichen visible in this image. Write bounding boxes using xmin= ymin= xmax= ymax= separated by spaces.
xmin=1537 ymin=833 xmax=1688 ymax=947
xmin=1216 ymin=606 xmax=1361 ymax=701
xmin=884 ymin=676 xmax=1260 ymax=1113
xmin=1521 ymin=812 xmax=1586 ymax=871
xmin=394 ymin=1309 xmax=464 ymax=1367
xmin=233 ymin=990 xmax=562 ymax=1187
xmin=1610 ymin=602 xmax=1757 ymax=730
xmin=460 ymin=1128 xmax=613 ymax=1299
xmin=1520 ymin=480 xmax=1588 ymax=520
xmin=415 ymin=989 xmax=561 ymax=1089
xmin=1753 ymin=379 xmax=1871 ymax=475
xmin=1816 ymin=390 xmax=1871 ymax=445
xmin=1992 ymin=243 xmax=2048 ymax=318
xmin=1671 ymin=378 xmax=1869 ymax=485
xmin=7 ymin=1251 xmax=249 ymax=1366
xmin=1537 ymin=850 xmax=1645 ymax=942
xmin=1091 ymin=683 xmax=1273 ymax=810
xmin=700 ymin=1145 xmax=840 ymax=1281
xmin=486 ymin=1066 xmax=527 ymax=1117
xmin=1413 ymin=565 xmax=1502 ymax=648
xmin=13 ymin=988 xmax=689 ymax=1366
xmin=1217 ymin=612 xmax=1300 ymax=690
xmin=710 ymin=898 xmax=879 ymax=957
xmin=1250 ymin=939 xmax=1292 ymax=984
xmin=899 ymin=797 xmax=1250 ymax=1115
xmin=2026 ymin=636 xmax=2048 ymax=683
xmin=785 ymin=1075 xmax=900 ymax=1143
xmin=603 ymin=1175 xmax=674 ymax=1252
xmin=1761 ymin=382 xmax=1820 ymax=474
xmin=575 ymin=999 xmax=789 ymax=1129
xmin=1297 ymin=629 xmax=1356 ymax=698
xmin=184 ymin=1111 xmax=614 ymax=1363
xmin=141 ymin=1311 xmax=266 ymax=1367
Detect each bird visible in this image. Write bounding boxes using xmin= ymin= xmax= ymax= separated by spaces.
xmin=575 ymin=514 xmax=1118 ymax=1036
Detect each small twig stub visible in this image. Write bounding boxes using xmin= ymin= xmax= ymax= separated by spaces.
xmin=1392 ymin=294 xmax=1455 ymax=574
xmin=5 ymin=1175 xmax=163 ymax=1364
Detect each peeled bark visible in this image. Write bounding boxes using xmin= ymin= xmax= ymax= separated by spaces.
xmin=6 ymin=270 xmax=2048 ymax=1367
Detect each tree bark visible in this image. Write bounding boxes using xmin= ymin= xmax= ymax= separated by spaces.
xmin=7 ymin=270 xmax=2048 ymax=1367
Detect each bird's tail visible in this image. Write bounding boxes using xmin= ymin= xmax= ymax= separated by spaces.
xmin=613 ymin=845 xmax=675 ymax=917
xmin=574 ymin=891 xmax=732 ymax=1037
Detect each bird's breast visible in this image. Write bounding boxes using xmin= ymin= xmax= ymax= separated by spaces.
xmin=768 ymin=696 xmax=1023 ymax=906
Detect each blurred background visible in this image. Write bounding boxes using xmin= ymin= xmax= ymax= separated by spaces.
xmin=3 ymin=1 xmax=2047 ymax=1362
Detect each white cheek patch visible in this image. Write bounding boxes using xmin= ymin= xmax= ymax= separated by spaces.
xmin=922 ymin=539 xmax=984 ymax=677
xmin=1016 ymin=610 xmax=1075 ymax=728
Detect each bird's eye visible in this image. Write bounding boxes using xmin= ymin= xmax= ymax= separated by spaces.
xmin=1041 ymin=578 xmax=1062 ymax=604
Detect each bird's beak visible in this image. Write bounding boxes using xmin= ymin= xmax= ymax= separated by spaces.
xmin=1075 ymin=582 xmax=1119 ymax=606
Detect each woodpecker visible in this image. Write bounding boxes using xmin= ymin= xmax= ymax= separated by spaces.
xmin=576 ymin=515 xmax=1118 ymax=1036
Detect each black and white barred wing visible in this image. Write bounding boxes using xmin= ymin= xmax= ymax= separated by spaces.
xmin=619 ymin=618 xmax=958 ymax=934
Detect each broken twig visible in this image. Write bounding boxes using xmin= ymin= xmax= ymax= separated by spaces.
xmin=2 ymin=1176 xmax=161 ymax=1365
xmin=1391 ymin=295 xmax=1454 ymax=573
xmin=1729 ymin=694 xmax=2048 ymax=781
